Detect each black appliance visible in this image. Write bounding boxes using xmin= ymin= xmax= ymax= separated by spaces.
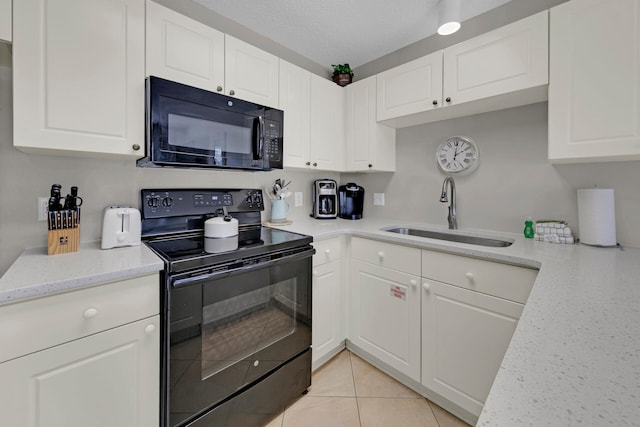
xmin=338 ymin=183 xmax=365 ymax=220
xmin=311 ymin=179 xmax=338 ymax=219
xmin=141 ymin=189 xmax=313 ymax=427
xmin=138 ymin=77 xmax=284 ymax=171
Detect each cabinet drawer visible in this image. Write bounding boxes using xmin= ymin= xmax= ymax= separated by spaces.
xmin=351 ymin=237 xmax=421 ymax=276
xmin=0 ymin=274 xmax=159 ymax=363
xmin=422 ymin=251 xmax=537 ymax=303
xmin=312 ymin=237 xmax=342 ymax=266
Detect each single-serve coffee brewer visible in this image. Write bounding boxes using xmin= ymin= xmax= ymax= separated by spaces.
xmin=311 ymin=179 xmax=338 ymax=219
xmin=338 ymin=183 xmax=365 ymax=220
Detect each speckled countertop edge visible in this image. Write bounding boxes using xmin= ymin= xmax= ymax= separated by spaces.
xmin=0 ymin=241 xmax=164 ymax=305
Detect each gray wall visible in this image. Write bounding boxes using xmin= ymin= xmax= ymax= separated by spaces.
xmin=342 ymin=102 xmax=640 ymax=248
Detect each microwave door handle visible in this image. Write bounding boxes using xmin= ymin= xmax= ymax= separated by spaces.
xmin=253 ymin=116 xmax=264 ymax=160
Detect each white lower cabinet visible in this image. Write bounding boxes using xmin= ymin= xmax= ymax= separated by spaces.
xmin=0 ymin=274 xmax=160 ymax=427
xmin=312 ymin=238 xmax=345 ymax=370
xmin=349 ymin=238 xmax=421 ymax=381
xmin=421 ymin=280 xmax=522 ymax=416
xmin=420 ymin=249 xmax=536 ymax=418
xmin=0 ymin=316 xmax=160 ymax=427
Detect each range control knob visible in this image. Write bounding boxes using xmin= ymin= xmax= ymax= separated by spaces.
xmin=162 ymin=197 xmax=174 ymax=207
xmin=147 ymin=196 xmax=160 ymax=208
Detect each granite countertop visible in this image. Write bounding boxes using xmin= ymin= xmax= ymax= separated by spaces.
xmin=269 ymin=217 xmax=640 ymax=426
xmin=0 ymin=241 xmax=164 ymax=305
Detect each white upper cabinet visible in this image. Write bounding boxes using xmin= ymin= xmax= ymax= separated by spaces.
xmin=279 ymin=60 xmax=312 ymax=169
xmin=146 ymin=0 xmax=225 ymax=93
xmin=0 ymin=0 xmax=10 ymax=42
xmin=13 ymin=0 xmax=145 ymax=159
xmin=309 ymin=73 xmax=345 ymax=171
xmin=378 ymin=11 xmax=548 ymax=128
xmin=346 ymin=76 xmax=396 ymax=172
xmin=376 ymin=51 xmax=443 ymax=122
xmin=146 ymin=2 xmax=278 ymax=107
xmin=225 ymin=34 xmax=279 ymax=108
xmin=548 ymin=0 xmax=640 ymax=163
xmin=443 ymin=10 xmax=548 ymax=108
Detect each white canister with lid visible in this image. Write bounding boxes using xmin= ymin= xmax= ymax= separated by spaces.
xmin=204 ymin=215 xmax=239 ymax=253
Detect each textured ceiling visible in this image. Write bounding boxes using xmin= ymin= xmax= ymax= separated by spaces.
xmin=192 ymin=0 xmax=513 ymax=69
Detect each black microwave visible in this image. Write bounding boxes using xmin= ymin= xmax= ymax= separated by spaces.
xmin=138 ymin=76 xmax=283 ymax=171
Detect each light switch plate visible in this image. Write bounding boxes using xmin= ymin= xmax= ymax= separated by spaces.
xmin=294 ymin=192 xmax=303 ymax=207
xmin=373 ymin=193 xmax=385 ymax=206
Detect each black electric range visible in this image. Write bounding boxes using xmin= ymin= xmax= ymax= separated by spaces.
xmin=141 ymin=189 xmax=314 ymax=427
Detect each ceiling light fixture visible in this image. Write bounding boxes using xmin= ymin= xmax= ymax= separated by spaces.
xmin=437 ymin=0 xmax=461 ymax=36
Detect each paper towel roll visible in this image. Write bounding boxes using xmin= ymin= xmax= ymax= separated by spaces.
xmin=577 ymin=188 xmax=617 ymax=246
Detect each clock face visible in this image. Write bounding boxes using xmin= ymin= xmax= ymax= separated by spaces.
xmin=436 ymin=136 xmax=480 ymax=175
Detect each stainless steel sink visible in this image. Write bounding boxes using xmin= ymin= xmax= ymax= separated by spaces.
xmin=383 ymin=227 xmax=514 ymax=247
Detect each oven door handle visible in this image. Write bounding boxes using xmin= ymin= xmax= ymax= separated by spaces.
xmin=171 ymin=247 xmax=315 ymax=288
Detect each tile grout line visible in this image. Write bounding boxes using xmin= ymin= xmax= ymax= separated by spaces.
xmin=348 ymin=351 xmax=364 ymax=427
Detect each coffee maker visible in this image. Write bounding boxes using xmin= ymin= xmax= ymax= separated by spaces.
xmin=338 ymin=183 xmax=365 ymax=220
xmin=311 ymin=179 xmax=338 ymax=219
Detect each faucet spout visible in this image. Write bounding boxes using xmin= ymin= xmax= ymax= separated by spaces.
xmin=440 ymin=177 xmax=457 ymax=229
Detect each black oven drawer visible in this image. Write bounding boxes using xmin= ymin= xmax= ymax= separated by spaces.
xmin=185 ymin=349 xmax=311 ymax=427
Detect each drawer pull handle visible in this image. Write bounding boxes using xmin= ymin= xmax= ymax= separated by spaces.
xmin=423 ymin=282 xmax=431 ymax=292
xmin=410 ymin=279 xmax=417 ymax=288
xmin=83 ymin=307 xmax=98 ymax=319
xmin=325 ymin=249 xmax=331 ymax=255
xmin=145 ymin=324 xmax=156 ymax=334
xmin=377 ymin=251 xmax=384 ymax=260
xmin=465 ymin=272 xmax=475 ymax=282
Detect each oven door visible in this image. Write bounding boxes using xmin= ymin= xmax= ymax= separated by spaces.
xmin=164 ymin=248 xmax=313 ymax=427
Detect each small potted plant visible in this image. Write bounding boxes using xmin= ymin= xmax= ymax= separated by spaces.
xmin=332 ymin=63 xmax=354 ymax=86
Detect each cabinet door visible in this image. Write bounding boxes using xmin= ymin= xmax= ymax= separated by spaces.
xmin=13 ymin=0 xmax=145 ymax=159
xmin=549 ymin=0 xmax=640 ymax=163
xmin=443 ymin=10 xmax=548 ymax=107
xmin=349 ymin=260 xmax=420 ymax=380
xmin=312 ymin=259 xmax=345 ymax=369
xmin=345 ymin=76 xmax=396 ymax=172
xmin=421 ymin=280 xmax=522 ymax=417
xmin=376 ymin=51 xmax=443 ymax=122
xmin=146 ymin=0 xmax=225 ymax=93
xmin=0 ymin=0 xmax=10 ymax=42
xmin=225 ymin=34 xmax=279 ymax=108
xmin=280 ymin=60 xmax=311 ymax=169
xmin=309 ymin=74 xmax=345 ymax=171
xmin=0 ymin=316 xmax=160 ymax=427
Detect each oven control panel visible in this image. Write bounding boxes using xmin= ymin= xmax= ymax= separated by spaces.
xmin=141 ymin=189 xmax=264 ymax=218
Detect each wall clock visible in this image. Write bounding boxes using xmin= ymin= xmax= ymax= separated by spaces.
xmin=435 ymin=136 xmax=480 ymax=175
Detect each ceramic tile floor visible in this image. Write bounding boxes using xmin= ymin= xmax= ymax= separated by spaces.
xmin=264 ymin=350 xmax=471 ymax=427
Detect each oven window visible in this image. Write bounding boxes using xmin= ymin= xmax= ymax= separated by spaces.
xmin=200 ymin=277 xmax=297 ymax=380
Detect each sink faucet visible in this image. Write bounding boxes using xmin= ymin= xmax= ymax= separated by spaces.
xmin=440 ymin=177 xmax=457 ymax=229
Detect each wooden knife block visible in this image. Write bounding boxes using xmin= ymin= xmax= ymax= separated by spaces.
xmin=48 ymin=227 xmax=80 ymax=255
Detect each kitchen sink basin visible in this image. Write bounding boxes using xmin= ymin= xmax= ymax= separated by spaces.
xmin=383 ymin=227 xmax=514 ymax=247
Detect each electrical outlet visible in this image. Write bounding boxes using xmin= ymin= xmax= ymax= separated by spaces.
xmin=37 ymin=196 xmax=49 ymax=221
xmin=373 ymin=193 xmax=385 ymax=206
xmin=294 ymin=192 xmax=303 ymax=207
